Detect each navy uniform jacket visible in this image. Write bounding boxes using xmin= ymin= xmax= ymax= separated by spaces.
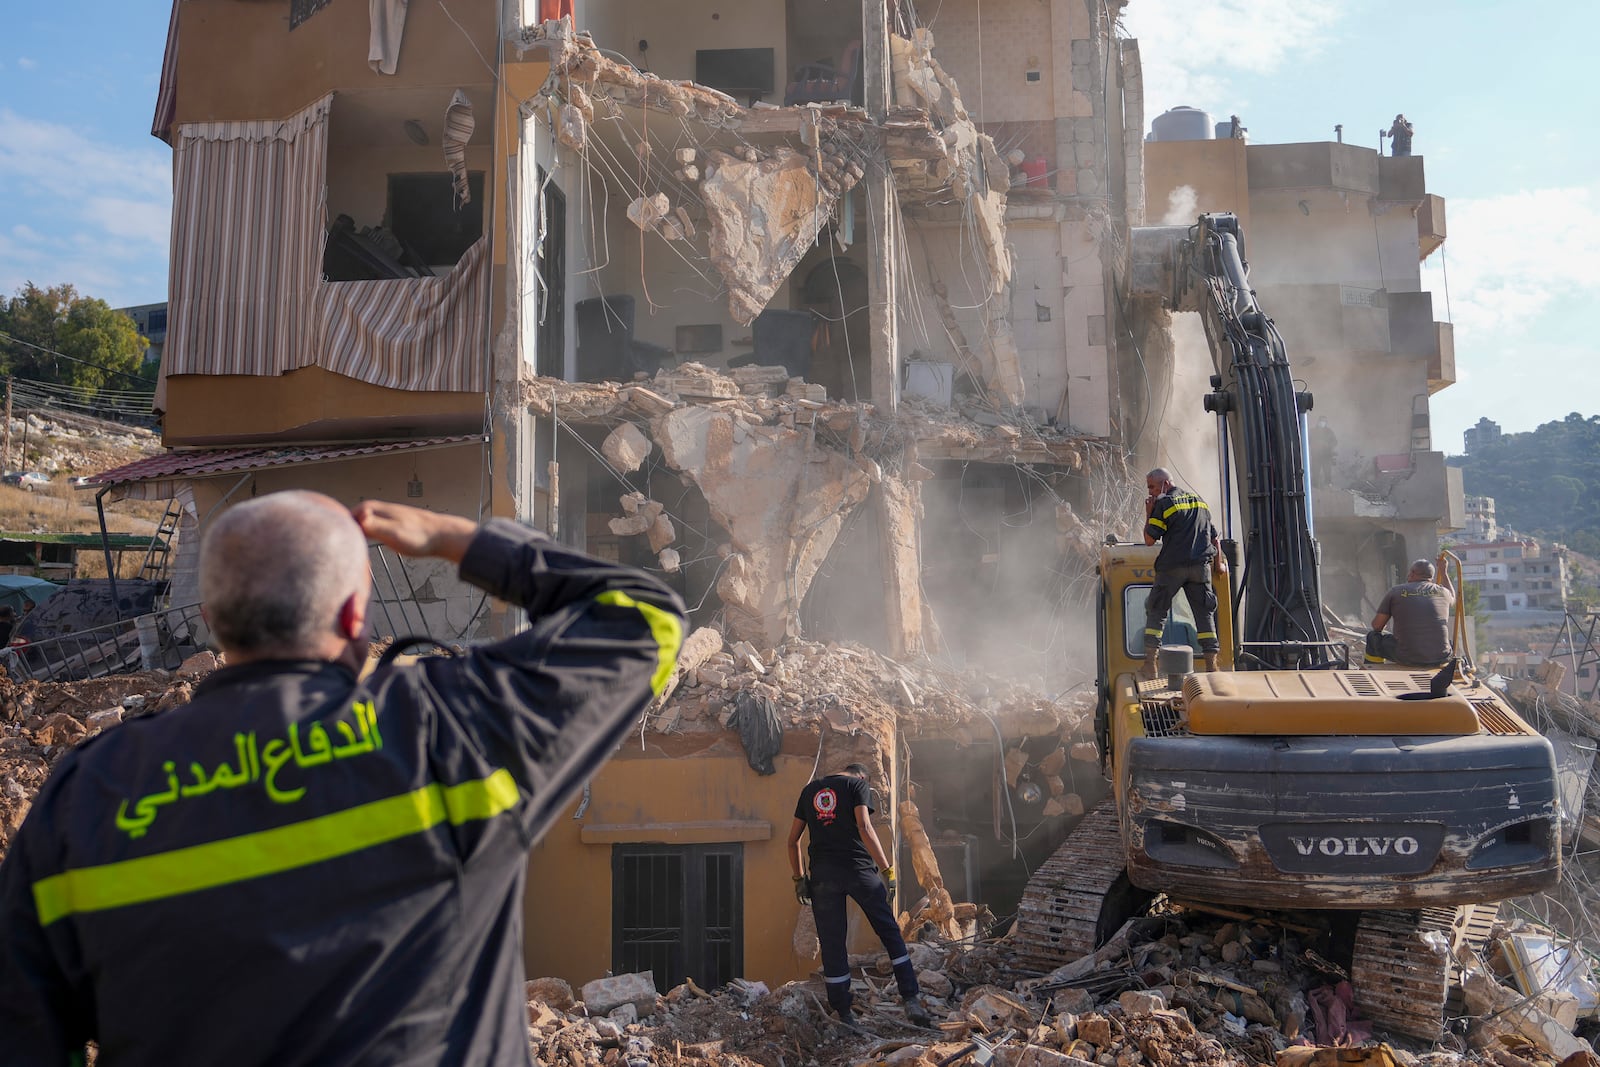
xmin=1144 ymin=489 xmax=1216 ymax=571
xmin=0 ymin=519 xmax=684 ymax=1066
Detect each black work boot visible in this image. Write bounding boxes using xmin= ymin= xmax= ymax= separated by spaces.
xmin=903 ymin=993 xmax=933 ymax=1027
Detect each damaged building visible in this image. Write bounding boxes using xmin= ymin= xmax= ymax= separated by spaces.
xmin=1141 ymin=117 xmax=1460 ymax=624
xmin=82 ymin=0 xmax=1471 ymax=1006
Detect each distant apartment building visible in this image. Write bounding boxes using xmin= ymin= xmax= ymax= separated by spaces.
xmin=1140 ymin=111 xmax=1459 ymax=621
xmin=1464 ymin=416 xmax=1503 ymax=454
xmin=1463 ymin=495 xmax=1498 ymax=542
xmin=1457 ymin=538 xmax=1569 ymax=613
xmin=115 ymin=302 xmax=167 ymax=369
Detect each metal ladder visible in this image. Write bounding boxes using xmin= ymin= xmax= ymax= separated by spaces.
xmin=138 ymin=499 xmax=184 ymax=581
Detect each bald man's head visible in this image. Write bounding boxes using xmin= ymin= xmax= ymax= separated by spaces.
xmin=200 ymin=491 xmax=371 ymax=661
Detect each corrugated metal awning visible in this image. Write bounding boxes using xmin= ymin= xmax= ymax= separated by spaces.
xmin=88 ymin=435 xmax=485 ymax=489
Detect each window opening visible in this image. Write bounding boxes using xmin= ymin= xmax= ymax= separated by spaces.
xmin=612 ymin=843 xmax=743 ymax=992
xmin=535 ymin=167 xmax=566 ymax=379
xmin=1123 ymin=584 xmax=1200 ymax=658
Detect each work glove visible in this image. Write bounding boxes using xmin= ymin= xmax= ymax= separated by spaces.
xmin=793 ymin=875 xmax=812 ymax=906
xmin=879 ymin=865 xmax=896 ymax=896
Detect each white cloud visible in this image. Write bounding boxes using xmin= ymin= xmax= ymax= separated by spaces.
xmin=83 ymin=197 xmax=172 ymax=249
xmin=1421 ymin=186 xmax=1600 ymax=448
xmin=0 ymin=110 xmax=169 ymax=201
xmin=17 ymin=57 xmax=37 ymax=71
xmin=1420 ymin=186 xmax=1600 ymax=335
xmin=1121 ymin=0 xmax=1346 ymax=118
xmin=0 ymin=110 xmax=170 ymax=306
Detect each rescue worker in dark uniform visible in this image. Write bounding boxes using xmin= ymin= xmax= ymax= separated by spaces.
xmin=787 ymin=763 xmax=932 ymax=1028
xmin=1142 ymin=467 xmax=1221 ymax=677
xmin=0 ymin=492 xmax=684 ymax=1066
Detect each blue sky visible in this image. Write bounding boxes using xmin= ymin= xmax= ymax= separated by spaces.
xmin=0 ymin=2 xmax=171 ymax=311
xmin=2 ymin=0 xmax=1592 ymax=454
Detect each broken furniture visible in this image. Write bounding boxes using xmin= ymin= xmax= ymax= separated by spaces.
xmin=783 ymin=41 xmax=862 ymax=107
xmin=728 ymin=308 xmax=816 ymax=379
xmin=575 ymin=295 xmax=671 ymax=383
xmin=322 ymin=214 xmax=432 ymax=281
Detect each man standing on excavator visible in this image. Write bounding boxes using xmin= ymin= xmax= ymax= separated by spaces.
xmin=1142 ymin=468 xmax=1221 ymax=677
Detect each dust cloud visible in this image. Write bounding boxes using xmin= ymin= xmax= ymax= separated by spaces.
xmin=1161 ymin=185 xmax=1198 ymax=227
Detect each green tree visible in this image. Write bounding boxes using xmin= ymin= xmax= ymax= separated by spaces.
xmin=1459 ymin=581 xmax=1490 ymax=650
xmin=1456 ymin=412 xmax=1600 ymax=547
xmin=0 ymin=283 xmax=149 ymax=393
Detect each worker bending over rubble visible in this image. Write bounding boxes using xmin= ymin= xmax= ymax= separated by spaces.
xmin=0 ymin=492 xmax=684 ymax=1066
xmin=1366 ymin=557 xmax=1454 ymax=668
xmin=789 ymin=763 xmax=932 ymax=1028
xmin=1141 ymin=467 xmax=1222 ymax=677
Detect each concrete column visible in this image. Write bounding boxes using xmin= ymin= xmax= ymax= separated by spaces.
xmin=863 ymin=0 xmax=900 ymax=411
xmin=875 ymin=475 xmax=925 ymax=658
xmin=862 ymin=0 xmax=891 ymax=121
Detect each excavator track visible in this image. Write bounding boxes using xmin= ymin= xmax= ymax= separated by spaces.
xmin=1012 ymin=802 xmax=1139 ymax=972
xmin=1350 ymin=904 xmax=1499 ymax=1041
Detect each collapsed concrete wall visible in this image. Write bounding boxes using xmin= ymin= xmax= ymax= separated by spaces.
xmin=701 ymin=144 xmax=863 ymax=325
xmin=653 ymin=403 xmax=871 ymax=645
xmin=523 ymin=362 xmax=1119 ymax=657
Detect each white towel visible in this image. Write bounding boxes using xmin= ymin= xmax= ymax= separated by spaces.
xmin=368 ymin=0 xmax=409 ymax=76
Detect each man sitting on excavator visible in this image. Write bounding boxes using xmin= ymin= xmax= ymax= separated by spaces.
xmin=1366 ymin=558 xmax=1454 ymax=667
xmin=1141 ymin=468 xmax=1221 ymax=678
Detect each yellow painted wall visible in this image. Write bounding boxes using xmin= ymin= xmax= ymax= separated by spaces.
xmin=327 ymin=143 xmax=496 ymax=234
xmin=174 ymin=0 xmax=499 ymax=124
xmin=1144 ymin=139 xmax=1251 ymax=232
xmin=583 ymin=0 xmax=788 ymax=106
xmin=162 ymin=367 xmax=482 ymax=445
xmin=524 ymin=746 xmax=890 ymax=990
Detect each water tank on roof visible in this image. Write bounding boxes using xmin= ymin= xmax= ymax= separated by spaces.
xmin=1149 ymin=106 xmax=1214 ymax=142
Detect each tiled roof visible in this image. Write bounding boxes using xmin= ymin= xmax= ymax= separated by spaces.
xmin=88 ymin=435 xmax=484 ymax=487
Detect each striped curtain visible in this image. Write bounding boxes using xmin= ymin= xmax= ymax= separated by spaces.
xmin=165 ymin=91 xmax=486 ymax=394
xmin=311 ymin=236 xmax=488 ymax=392
xmin=165 ymin=95 xmax=331 ymax=378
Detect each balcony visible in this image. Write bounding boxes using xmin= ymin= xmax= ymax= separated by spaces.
xmin=1390 ymin=450 xmax=1462 ymax=527
xmin=1417 ymin=193 xmax=1446 ymax=259
xmin=1387 ymin=291 xmax=1455 ymax=391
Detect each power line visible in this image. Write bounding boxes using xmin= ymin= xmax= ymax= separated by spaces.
xmin=0 ymin=330 xmax=156 ymax=390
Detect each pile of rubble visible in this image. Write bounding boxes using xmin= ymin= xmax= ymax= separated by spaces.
xmin=515 ymin=903 xmax=1600 ymax=1067
xmin=0 ymin=653 xmax=215 ymax=854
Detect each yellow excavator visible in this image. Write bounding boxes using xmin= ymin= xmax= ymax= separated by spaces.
xmin=1014 ymin=214 xmax=1561 ymax=1040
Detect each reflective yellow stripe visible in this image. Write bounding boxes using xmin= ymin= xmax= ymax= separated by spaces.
xmin=597 ymin=590 xmax=683 ymax=697
xmin=1147 ymin=518 xmax=1167 ymax=531
xmin=1144 ymin=628 xmax=1163 ymax=637
xmin=1196 ymin=631 xmax=1217 ymax=640
xmin=31 ymin=770 xmax=520 ymax=927
xmin=1161 ymin=500 xmax=1209 ymax=520
xmin=1364 ymin=654 xmax=1385 ymax=663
